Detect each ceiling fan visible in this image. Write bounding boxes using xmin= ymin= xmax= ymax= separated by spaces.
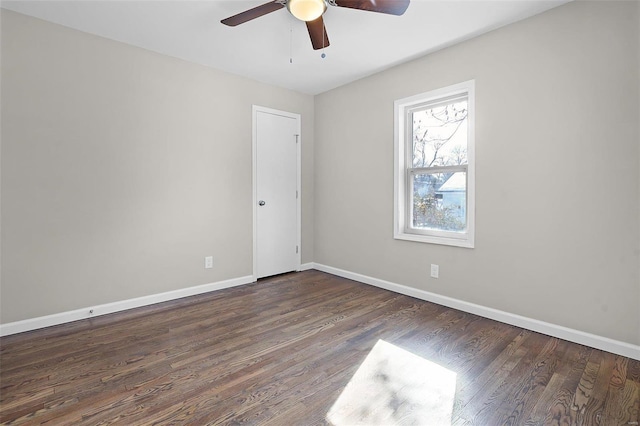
xmin=221 ymin=0 xmax=410 ymax=50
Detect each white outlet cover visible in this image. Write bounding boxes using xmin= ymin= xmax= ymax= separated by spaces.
xmin=430 ymin=264 xmax=439 ymax=278
xmin=205 ymin=256 xmax=213 ymax=269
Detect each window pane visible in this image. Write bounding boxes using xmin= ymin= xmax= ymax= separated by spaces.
xmin=412 ymin=172 xmax=466 ymax=232
xmin=412 ymin=100 xmax=468 ymax=168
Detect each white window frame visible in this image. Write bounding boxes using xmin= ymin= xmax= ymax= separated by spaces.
xmin=394 ymin=80 xmax=475 ymax=248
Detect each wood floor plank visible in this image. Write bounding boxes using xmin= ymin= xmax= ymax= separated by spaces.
xmin=543 ymin=343 xmax=593 ymax=425
xmin=491 ymin=337 xmax=567 ymax=425
xmin=1 ymin=270 xmax=637 ymax=425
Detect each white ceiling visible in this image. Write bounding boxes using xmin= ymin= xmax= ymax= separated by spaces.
xmin=1 ymin=0 xmax=570 ymax=95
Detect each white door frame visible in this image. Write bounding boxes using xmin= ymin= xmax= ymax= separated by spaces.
xmin=252 ymin=105 xmax=301 ymax=281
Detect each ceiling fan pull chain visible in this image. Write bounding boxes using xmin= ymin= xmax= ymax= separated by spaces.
xmin=290 ymin=24 xmax=294 ymax=64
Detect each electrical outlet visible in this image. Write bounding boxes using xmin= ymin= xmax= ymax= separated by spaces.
xmin=430 ymin=264 xmax=439 ymax=279
xmin=205 ymin=256 xmax=213 ymax=269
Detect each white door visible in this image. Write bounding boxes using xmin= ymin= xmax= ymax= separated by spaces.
xmin=253 ymin=106 xmax=300 ymax=279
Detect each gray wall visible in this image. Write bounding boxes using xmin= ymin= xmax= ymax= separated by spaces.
xmin=637 ymin=1 xmax=640 ymax=344
xmin=1 ymin=10 xmax=314 ymax=323
xmin=314 ymin=1 xmax=640 ymax=345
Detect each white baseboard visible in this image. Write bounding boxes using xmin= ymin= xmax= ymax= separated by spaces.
xmin=4 ymin=266 xmax=638 ymax=361
xmin=311 ymin=263 xmax=640 ymax=361
xmin=299 ymin=262 xmax=315 ymax=271
xmin=0 ymin=275 xmax=255 ymax=337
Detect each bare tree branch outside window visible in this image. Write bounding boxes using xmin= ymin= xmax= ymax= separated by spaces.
xmin=411 ymin=101 xmax=468 ymax=231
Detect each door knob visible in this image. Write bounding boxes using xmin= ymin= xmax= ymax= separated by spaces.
xmin=258 ymin=200 xmax=266 ymax=206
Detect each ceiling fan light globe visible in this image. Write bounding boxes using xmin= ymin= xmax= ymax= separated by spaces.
xmin=287 ymin=0 xmax=327 ymax=22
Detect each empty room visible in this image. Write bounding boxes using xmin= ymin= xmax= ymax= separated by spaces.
xmin=1 ymin=0 xmax=639 ymax=424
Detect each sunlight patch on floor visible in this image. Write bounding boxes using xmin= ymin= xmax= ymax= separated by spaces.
xmin=327 ymin=340 xmax=457 ymax=426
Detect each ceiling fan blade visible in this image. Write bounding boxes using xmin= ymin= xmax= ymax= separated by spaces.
xmin=306 ymin=16 xmax=330 ymax=50
xmin=221 ymin=1 xmax=284 ymax=27
xmin=333 ymin=0 xmax=410 ymax=16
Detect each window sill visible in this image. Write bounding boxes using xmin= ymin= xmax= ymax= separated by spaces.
xmin=394 ymin=231 xmax=474 ymax=248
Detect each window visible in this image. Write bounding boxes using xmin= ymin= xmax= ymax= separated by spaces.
xmin=394 ymin=81 xmax=475 ymax=248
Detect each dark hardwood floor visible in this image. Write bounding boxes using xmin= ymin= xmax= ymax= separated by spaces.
xmin=1 ymin=270 xmax=638 ymax=425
